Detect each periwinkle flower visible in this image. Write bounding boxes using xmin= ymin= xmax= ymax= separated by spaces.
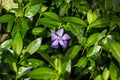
xmin=51 ymin=28 xmax=71 ymax=49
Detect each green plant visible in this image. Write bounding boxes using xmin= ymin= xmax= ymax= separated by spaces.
xmin=0 ymin=0 xmax=120 ymax=80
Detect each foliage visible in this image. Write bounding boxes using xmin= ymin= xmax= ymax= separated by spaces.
xmin=0 ymin=0 xmax=120 ymax=80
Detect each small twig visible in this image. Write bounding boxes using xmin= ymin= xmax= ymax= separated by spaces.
xmin=0 ymin=34 xmax=9 ymax=42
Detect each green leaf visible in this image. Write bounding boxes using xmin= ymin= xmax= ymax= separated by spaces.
xmin=43 ymin=12 xmax=60 ymax=22
xmin=12 ymin=32 xmax=23 ymax=55
xmin=54 ymin=58 xmax=62 ymax=73
xmin=59 ymin=2 xmax=69 ymax=16
xmin=40 ymin=5 xmax=48 ymax=13
xmin=67 ymin=23 xmax=86 ymax=46
xmin=88 ymin=58 xmax=95 ymax=69
xmin=27 ymin=0 xmax=46 ymax=6
xmin=65 ymin=45 xmax=81 ymax=59
xmin=102 ymin=68 xmax=109 ymax=80
xmin=26 ymin=38 xmax=42 ymax=55
xmin=28 ymin=67 xmax=57 ymax=79
xmin=87 ymin=9 xmax=99 ymax=24
xmin=88 ymin=17 xmax=110 ymax=31
xmin=15 ymin=0 xmax=22 ymax=3
xmin=32 ymin=27 xmax=45 ymax=35
xmin=25 ymin=4 xmax=42 ymax=18
xmin=12 ymin=17 xmax=29 ymax=38
xmin=107 ymin=38 xmax=120 ymax=63
xmin=63 ymin=17 xmax=87 ymax=26
xmin=105 ymin=0 xmax=113 ymax=11
xmin=3 ymin=50 xmax=16 ymax=63
xmin=0 ymin=39 xmax=12 ymax=49
xmin=38 ymin=18 xmax=61 ymax=28
xmin=17 ymin=66 xmax=33 ymax=78
xmin=75 ymin=57 xmax=88 ymax=68
xmin=12 ymin=62 xmax=17 ymax=73
xmin=87 ymin=45 xmax=101 ymax=57
xmin=94 ymin=75 xmax=102 ymax=80
xmin=55 ymin=0 xmax=64 ymax=7
xmin=109 ymin=62 xmax=119 ymax=80
xmin=2 ymin=0 xmax=18 ymax=10
xmin=6 ymin=20 xmax=14 ymax=33
xmin=38 ymin=51 xmax=55 ymax=68
xmin=61 ymin=60 xmax=71 ymax=74
xmin=86 ymin=30 xmax=106 ymax=47
xmin=0 ymin=14 xmax=15 ymax=23
xmin=112 ymin=0 xmax=120 ymax=11
xmin=39 ymin=45 xmax=49 ymax=51
xmin=28 ymin=59 xmax=44 ymax=68
xmin=93 ymin=0 xmax=105 ymax=13
xmin=2 ymin=51 xmax=17 ymax=72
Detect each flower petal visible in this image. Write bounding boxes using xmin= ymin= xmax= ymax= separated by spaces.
xmin=62 ymin=34 xmax=71 ymax=40
xmin=56 ymin=28 xmax=64 ymax=37
xmin=59 ymin=39 xmax=67 ymax=49
xmin=51 ymin=33 xmax=58 ymax=41
xmin=64 ymin=41 xmax=67 ymax=45
xmin=51 ymin=40 xmax=59 ymax=48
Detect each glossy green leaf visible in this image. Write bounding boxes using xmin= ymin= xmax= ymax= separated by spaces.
xmin=26 ymin=38 xmax=42 ymax=55
xmin=39 ymin=45 xmax=49 ymax=51
xmin=2 ymin=50 xmax=16 ymax=73
xmin=12 ymin=17 xmax=29 ymax=38
xmin=75 ymin=57 xmax=88 ymax=68
xmin=61 ymin=60 xmax=71 ymax=74
xmin=88 ymin=17 xmax=110 ymax=30
xmin=109 ymin=62 xmax=119 ymax=80
xmin=32 ymin=27 xmax=44 ymax=35
xmin=12 ymin=32 xmax=23 ymax=55
xmin=87 ymin=9 xmax=99 ymax=24
xmin=65 ymin=45 xmax=81 ymax=59
xmin=17 ymin=66 xmax=33 ymax=78
xmin=0 ymin=14 xmax=15 ymax=23
xmin=86 ymin=30 xmax=106 ymax=47
xmin=54 ymin=58 xmax=62 ymax=74
xmin=87 ymin=45 xmax=101 ymax=57
xmin=38 ymin=18 xmax=61 ymax=28
xmin=3 ymin=50 xmax=16 ymax=63
xmin=0 ymin=39 xmax=12 ymax=49
xmin=26 ymin=0 xmax=46 ymax=6
xmin=55 ymin=0 xmax=64 ymax=7
xmin=28 ymin=59 xmax=44 ymax=68
xmin=43 ymin=12 xmax=60 ymax=22
xmin=6 ymin=20 xmax=14 ymax=33
xmin=63 ymin=17 xmax=87 ymax=26
xmin=12 ymin=62 xmax=17 ymax=73
xmin=102 ymin=68 xmax=109 ymax=80
xmin=107 ymin=38 xmax=120 ymax=63
xmin=94 ymin=75 xmax=102 ymax=80
xmin=67 ymin=23 xmax=86 ymax=46
xmin=59 ymin=2 xmax=69 ymax=16
xmin=28 ymin=67 xmax=57 ymax=79
xmin=2 ymin=0 xmax=18 ymax=10
xmin=40 ymin=5 xmax=48 ymax=13
xmin=25 ymin=4 xmax=42 ymax=18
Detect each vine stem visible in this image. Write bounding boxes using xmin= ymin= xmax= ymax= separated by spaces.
xmin=81 ymin=46 xmax=86 ymax=56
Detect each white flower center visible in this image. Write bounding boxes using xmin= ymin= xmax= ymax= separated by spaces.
xmin=57 ymin=36 xmax=62 ymax=41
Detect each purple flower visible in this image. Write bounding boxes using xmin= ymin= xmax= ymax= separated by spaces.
xmin=51 ymin=28 xmax=71 ymax=49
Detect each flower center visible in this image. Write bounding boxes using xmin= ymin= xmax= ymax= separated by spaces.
xmin=57 ymin=36 xmax=62 ymax=41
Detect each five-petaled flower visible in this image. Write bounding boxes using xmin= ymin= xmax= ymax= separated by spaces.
xmin=51 ymin=28 xmax=71 ymax=49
